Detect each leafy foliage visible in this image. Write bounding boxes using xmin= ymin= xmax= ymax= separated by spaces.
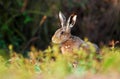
xmin=0 ymin=45 xmax=120 ymax=79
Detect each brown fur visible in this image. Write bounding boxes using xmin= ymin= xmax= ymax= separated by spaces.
xmin=61 ymin=36 xmax=84 ymax=54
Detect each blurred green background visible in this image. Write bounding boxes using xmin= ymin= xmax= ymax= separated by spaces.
xmin=0 ymin=0 xmax=120 ymax=52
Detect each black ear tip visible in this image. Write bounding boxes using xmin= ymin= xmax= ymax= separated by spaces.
xmin=71 ymin=12 xmax=77 ymax=16
xmin=69 ymin=14 xmax=77 ymax=21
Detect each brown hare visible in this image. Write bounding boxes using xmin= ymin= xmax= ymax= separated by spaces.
xmin=52 ymin=12 xmax=99 ymax=54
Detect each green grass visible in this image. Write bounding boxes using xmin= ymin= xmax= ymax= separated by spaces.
xmin=0 ymin=45 xmax=120 ymax=79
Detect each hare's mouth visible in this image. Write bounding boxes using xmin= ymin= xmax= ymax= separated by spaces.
xmin=52 ymin=37 xmax=61 ymax=44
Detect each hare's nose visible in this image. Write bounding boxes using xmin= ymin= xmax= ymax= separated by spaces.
xmin=52 ymin=36 xmax=56 ymax=43
xmin=52 ymin=36 xmax=54 ymax=42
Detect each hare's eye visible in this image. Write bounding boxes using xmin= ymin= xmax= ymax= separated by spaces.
xmin=61 ymin=31 xmax=64 ymax=34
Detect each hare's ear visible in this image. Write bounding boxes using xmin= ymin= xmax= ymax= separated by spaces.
xmin=69 ymin=15 xmax=77 ymax=28
xmin=66 ymin=14 xmax=77 ymax=32
xmin=59 ymin=11 xmax=66 ymax=27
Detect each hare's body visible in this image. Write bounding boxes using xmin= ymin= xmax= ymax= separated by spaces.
xmin=61 ymin=36 xmax=86 ymax=54
xmin=61 ymin=36 xmax=99 ymax=54
xmin=52 ymin=12 xmax=99 ymax=54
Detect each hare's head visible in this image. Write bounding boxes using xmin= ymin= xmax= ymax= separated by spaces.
xmin=52 ymin=12 xmax=77 ymax=44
